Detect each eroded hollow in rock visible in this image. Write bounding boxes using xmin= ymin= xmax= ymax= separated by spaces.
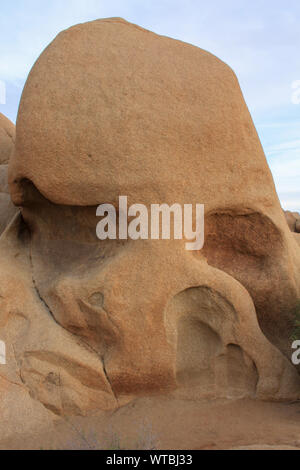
xmin=165 ymin=286 xmax=259 ymax=398
xmin=202 ymin=210 xmax=297 ymax=357
xmin=15 ymin=178 xmax=124 ymax=357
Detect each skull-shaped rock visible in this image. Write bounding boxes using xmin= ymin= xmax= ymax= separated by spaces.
xmin=1 ymin=18 xmax=299 ymax=417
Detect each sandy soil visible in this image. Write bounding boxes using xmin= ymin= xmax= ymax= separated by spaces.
xmin=1 ymin=395 xmax=300 ymax=450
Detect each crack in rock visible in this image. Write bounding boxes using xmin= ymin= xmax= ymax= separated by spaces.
xmin=28 ymin=240 xmax=119 ymax=407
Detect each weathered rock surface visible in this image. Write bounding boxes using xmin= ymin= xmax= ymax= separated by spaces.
xmin=0 ymin=114 xmax=18 ymax=234
xmin=0 ymin=113 xmax=15 ymax=165
xmin=284 ymin=210 xmax=300 ymax=233
xmin=0 ymin=18 xmax=299 ymax=442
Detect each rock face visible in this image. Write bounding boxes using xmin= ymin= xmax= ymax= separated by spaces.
xmin=0 ymin=113 xmax=15 ymax=165
xmin=0 ymin=18 xmax=299 ymax=427
xmin=284 ymin=210 xmax=300 ymax=233
xmin=283 ymin=210 xmax=300 ymax=247
xmin=0 ymin=113 xmax=18 ymax=234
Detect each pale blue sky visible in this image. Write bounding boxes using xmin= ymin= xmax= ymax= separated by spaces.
xmin=0 ymin=0 xmax=299 ymax=210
